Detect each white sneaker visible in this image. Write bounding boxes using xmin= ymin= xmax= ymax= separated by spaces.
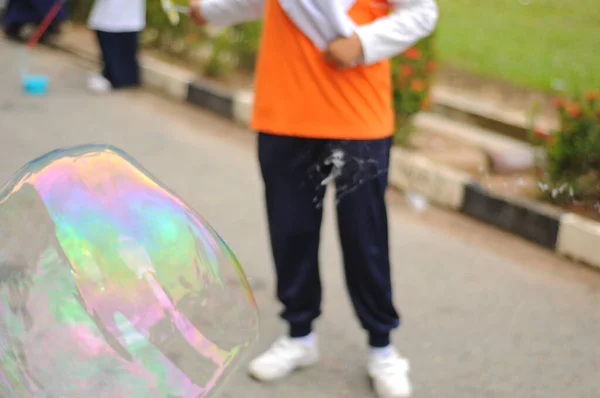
xmin=248 ymin=335 xmax=320 ymax=382
xmin=87 ymin=73 xmax=112 ymax=93
xmin=368 ymin=348 xmax=413 ymax=398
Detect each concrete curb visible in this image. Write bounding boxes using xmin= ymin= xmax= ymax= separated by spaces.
xmin=55 ymin=41 xmax=600 ymax=271
xmin=431 ymin=86 xmax=558 ymax=142
xmin=414 ymin=112 xmax=536 ymax=173
xmin=461 ymin=184 xmax=563 ymax=249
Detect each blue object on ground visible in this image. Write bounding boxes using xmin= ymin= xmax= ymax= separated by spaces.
xmin=22 ymin=74 xmax=49 ymax=95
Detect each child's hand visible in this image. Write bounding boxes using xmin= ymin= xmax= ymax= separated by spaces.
xmin=324 ymin=34 xmax=364 ymax=69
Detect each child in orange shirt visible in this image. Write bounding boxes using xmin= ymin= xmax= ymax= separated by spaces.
xmin=190 ymin=1 xmax=438 ymax=397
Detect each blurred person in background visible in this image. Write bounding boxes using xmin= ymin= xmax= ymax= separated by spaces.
xmin=189 ymin=0 xmax=438 ymax=397
xmin=2 ymin=0 xmax=67 ymax=42
xmin=86 ymin=0 xmax=146 ymax=93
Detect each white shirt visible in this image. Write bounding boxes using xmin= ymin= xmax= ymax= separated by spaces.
xmin=198 ymin=0 xmax=439 ymax=65
xmin=279 ymin=0 xmax=357 ymax=50
xmin=88 ymin=0 xmax=147 ymax=32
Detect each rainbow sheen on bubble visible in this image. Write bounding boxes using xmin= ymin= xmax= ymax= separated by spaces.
xmin=0 ymin=145 xmax=259 ymax=397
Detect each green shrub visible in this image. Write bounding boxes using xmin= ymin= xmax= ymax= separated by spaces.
xmin=530 ymin=90 xmax=600 ymax=203
xmin=230 ymin=22 xmax=262 ymax=72
xmin=390 ymin=32 xmax=438 ymax=146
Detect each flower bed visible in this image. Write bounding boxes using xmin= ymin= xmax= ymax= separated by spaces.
xmin=529 ymin=90 xmax=600 ymax=220
xmin=391 ymin=32 xmax=437 ymax=146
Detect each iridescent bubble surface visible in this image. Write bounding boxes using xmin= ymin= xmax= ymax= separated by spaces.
xmin=0 ymin=145 xmax=259 ymax=397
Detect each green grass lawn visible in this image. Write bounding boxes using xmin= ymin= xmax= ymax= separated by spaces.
xmin=436 ymin=0 xmax=600 ymax=94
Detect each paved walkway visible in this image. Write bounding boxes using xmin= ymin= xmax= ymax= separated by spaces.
xmin=1 ymin=38 xmax=600 ymax=398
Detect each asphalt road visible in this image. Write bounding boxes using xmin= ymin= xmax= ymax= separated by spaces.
xmin=1 ymin=38 xmax=600 ymax=398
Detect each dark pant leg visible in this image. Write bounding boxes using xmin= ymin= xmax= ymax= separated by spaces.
xmin=258 ymin=133 xmax=329 ymax=338
xmin=333 ymin=138 xmax=400 ymax=348
xmin=95 ymin=30 xmax=141 ymax=89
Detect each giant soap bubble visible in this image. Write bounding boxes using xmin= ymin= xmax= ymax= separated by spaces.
xmin=0 ymin=145 xmax=259 ymax=397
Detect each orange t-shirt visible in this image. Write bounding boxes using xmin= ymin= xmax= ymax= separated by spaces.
xmin=250 ymin=0 xmax=394 ymax=140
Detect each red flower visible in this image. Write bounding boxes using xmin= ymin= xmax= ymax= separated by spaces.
xmin=426 ymin=60 xmax=438 ymax=73
xmin=411 ymin=79 xmax=426 ymax=92
xmin=551 ymin=97 xmax=564 ymax=110
xmin=586 ymin=90 xmax=598 ymax=101
xmin=532 ymin=129 xmax=554 ymax=146
xmin=532 ymin=129 xmax=554 ymax=145
xmin=400 ymin=64 xmax=413 ymax=78
xmin=567 ymin=104 xmax=581 ymax=118
xmin=404 ymin=47 xmax=421 ymax=60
